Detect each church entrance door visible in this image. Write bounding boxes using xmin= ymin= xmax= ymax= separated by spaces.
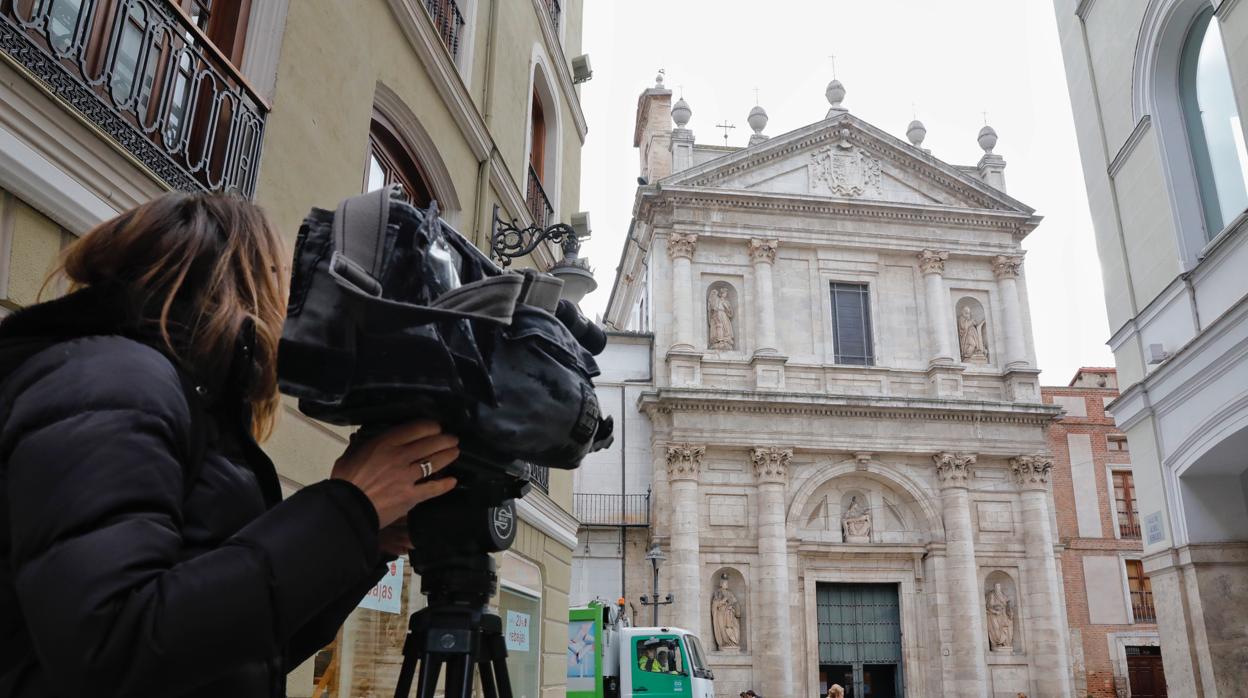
xmin=816 ymin=583 xmax=902 ymax=698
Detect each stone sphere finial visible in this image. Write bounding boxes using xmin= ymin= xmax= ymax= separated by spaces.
xmin=826 ymin=79 xmax=847 ymax=111
xmin=978 ymin=124 xmax=998 ymax=154
xmin=672 ymin=97 xmax=692 ymax=128
xmin=748 ymin=104 xmax=768 ymax=134
xmin=655 ymin=69 xmax=665 ymax=88
xmin=907 ymin=119 xmax=927 ymax=148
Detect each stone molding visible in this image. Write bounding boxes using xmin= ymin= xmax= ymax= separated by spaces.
xmin=751 ymin=447 xmax=792 ymax=485
xmin=748 ymin=238 xmax=778 ymax=264
xmin=917 ymin=249 xmax=949 ymax=275
xmin=1010 ymin=455 xmax=1053 ymax=488
xmin=666 ymin=443 xmax=705 ymax=481
xmin=667 ymin=232 xmax=699 ymax=260
xmin=934 ymin=452 xmax=976 ymax=488
xmin=992 ymin=255 xmax=1024 ymax=280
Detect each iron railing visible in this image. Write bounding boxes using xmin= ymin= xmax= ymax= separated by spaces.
xmin=1131 ymin=590 xmax=1156 ymax=623
xmin=1 ymin=0 xmax=267 ymax=196
xmin=543 ymin=0 xmax=561 ymax=31
xmin=574 ymin=493 xmax=650 ymax=527
xmin=529 ymin=464 xmax=549 ymax=493
xmin=1120 ymin=521 xmax=1141 ymax=539
xmin=526 ymin=164 xmax=553 ymax=229
xmin=423 ymin=0 xmax=464 ymax=59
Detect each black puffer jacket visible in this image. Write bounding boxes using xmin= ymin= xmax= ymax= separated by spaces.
xmin=0 ymin=287 xmax=388 ymax=697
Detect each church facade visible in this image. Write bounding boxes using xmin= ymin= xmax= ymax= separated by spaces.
xmin=594 ymin=76 xmax=1073 ymax=697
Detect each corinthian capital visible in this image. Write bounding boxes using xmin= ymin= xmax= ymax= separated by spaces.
xmin=667 ymin=232 xmax=698 ymax=260
xmin=751 ymin=447 xmax=792 ymax=485
xmin=992 ymin=255 xmax=1023 ymax=280
xmin=1010 ymin=455 xmax=1052 ymax=489
xmin=917 ymin=249 xmax=949 ymax=275
xmin=748 ymin=238 xmax=779 ymax=264
xmin=666 ymin=444 xmax=705 ymax=481
xmin=934 ymin=452 xmax=976 ymax=488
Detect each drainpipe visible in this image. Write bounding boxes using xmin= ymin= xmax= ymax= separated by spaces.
xmin=472 ymin=0 xmax=500 ymax=250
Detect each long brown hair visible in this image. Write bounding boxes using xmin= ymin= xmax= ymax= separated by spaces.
xmin=50 ymin=192 xmax=288 ymax=440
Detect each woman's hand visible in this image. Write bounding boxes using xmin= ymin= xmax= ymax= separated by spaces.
xmin=378 ymin=518 xmax=413 ymax=558
xmin=331 ymin=420 xmax=459 ymax=529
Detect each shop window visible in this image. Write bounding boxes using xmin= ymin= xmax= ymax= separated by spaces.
xmin=364 ymin=115 xmax=434 ymax=208
xmin=499 ymin=587 xmax=542 ymax=698
xmin=830 ymin=282 xmax=874 ymax=365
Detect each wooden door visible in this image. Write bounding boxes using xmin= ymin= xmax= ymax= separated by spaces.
xmin=1126 ymin=647 xmax=1167 ymax=698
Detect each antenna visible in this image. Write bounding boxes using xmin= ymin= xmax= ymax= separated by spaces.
xmin=716 ymin=121 xmax=736 ymax=145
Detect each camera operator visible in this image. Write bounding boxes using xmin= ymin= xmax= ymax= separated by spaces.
xmin=0 ymin=193 xmax=459 ymax=697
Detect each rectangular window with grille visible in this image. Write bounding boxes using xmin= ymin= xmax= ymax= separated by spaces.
xmin=1126 ymin=559 xmax=1156 ymax=623
xmin=830 ymin=282 xmax=873 ymax=365
xmin=1114 ymin=470 xmax=1141 ymax=538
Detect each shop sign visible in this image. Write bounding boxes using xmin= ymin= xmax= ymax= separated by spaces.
xmin=359 ymin=558 xmax=404 ymax=614
xmin=505 ymin=610 xmax=531 ymax=652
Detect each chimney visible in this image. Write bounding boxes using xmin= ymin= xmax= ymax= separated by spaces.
xmin=634 ymin=72 xmax=674 ymax=183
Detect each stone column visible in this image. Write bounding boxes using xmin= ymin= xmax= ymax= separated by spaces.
xmin=1012 ymin=455 xmax=1072 ymax=698
xmin=749 ymin=239 xmax=779 ymax=354
xmin=752 ymin=447 xmax=794 ymax=698
xmin=918 ymin=250 xmax=954 ymax=364
xmin=934 ymin=452 xmax=989 ymax=698
xmin=668 ymin=233 xmax=698 ymax=350
xmin=993 ymin=255 xmax=1028 ymax=369
xmin=665 ymin=444 xmax=704 ymax=635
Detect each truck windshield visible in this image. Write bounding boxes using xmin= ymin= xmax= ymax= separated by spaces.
xmin=684 ymin=634 xmax=708 ymax=672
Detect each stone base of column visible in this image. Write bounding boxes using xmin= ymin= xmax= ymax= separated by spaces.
xmin=666 ymin=348 xmax=703 ymax=387
xmin=750 ymin=352 xmax=788 ymax=390
xmin=1003 ymin=367 xmax=1041 ymax=402
xmin=926 ymin=363 xmax=965 ymax=399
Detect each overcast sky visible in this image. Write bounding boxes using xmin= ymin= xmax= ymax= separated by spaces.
xmin=574 ymin=0 xmax=1115 ymax=386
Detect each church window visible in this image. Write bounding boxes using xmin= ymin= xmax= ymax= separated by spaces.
xmin=830 ymin=282 xmax=874 ymax=366
xmin=1179 ymin=7 xmax=1248 ymax=238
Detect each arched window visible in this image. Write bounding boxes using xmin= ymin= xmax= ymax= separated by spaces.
xmin=1179 ymin=8 xmax=1248 ymax=238
xmin=525 ymin=58 xmax=559 ymax=229
xmin=364 ymin=114 xmax=433 ymax=208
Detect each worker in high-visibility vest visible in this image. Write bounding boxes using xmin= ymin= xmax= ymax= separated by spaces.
xmin=638 ymin=645 xmax=663 ymax=673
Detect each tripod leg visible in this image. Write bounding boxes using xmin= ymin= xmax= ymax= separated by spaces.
xmin=394 ymin=654 xmax=417 ymax=698
xmin=478 ymin=658 xmax=499 ymax=698
xmin=415 ymin=655 xmax=443 ymax=698
xmin=446 ymin=652 xmax=477 ymax=698
xmin=486 ymin=633 xmax=514 ymax=698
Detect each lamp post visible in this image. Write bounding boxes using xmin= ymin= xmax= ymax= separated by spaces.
xmin=639 ymin=542 xmax=673 ymax=626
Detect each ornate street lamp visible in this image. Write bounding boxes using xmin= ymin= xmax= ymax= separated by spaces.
xmin=639 ymin=542 xmax=673 ymax=626
xmin=490 ymin=205 xmax=597 ymax=303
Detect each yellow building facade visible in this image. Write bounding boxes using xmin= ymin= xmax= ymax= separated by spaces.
xmin=0 ymin=1 xmax=588 ymax=695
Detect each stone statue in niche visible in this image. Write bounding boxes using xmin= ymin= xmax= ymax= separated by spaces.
xmin=707 ymin=286 xmax=735 ymax=350
xmin=956 ymin=298 xmax=989 ymax=364
xmin=841 ymin=495 xmax=872 ymax=543
xmin=710 ymin=575 xmax=742 ymax=652
xmin=986 ymin=582 xmax=1015 ymax=652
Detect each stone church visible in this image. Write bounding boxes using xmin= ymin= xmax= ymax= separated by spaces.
xmin=585 ymin=74 xmax=1074 ymax=698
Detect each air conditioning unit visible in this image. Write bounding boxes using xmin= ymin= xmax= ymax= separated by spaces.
xmin=1147 ymin=343 xmax=1170 ymax=365
xmin=570 ymin=211 xmax=591 ymax=239
xmin=572 ymin=54 xmax=593 ymax=84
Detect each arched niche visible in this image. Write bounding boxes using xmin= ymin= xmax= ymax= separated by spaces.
xmin=788 ymin=459 xmax=943 ymax=542
xmin=954 ymin=296 xmax=990 ymax=364
xmin=795 ymin=470 xmax=929 ymax=545
xmin=707 ymin=567 xmax=748 ymax=653
xmin=983 ymin=570 xmax=1022 ymax=655
xmin=706 ymin=281 xmax=738 ymax=351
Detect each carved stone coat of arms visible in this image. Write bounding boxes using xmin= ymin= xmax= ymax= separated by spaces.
xmin=809 ymin=144 xmax=882 ymax=198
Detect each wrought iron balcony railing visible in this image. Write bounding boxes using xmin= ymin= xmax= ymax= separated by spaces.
xmin=543 ymin=0 xmax=561 ymax=32
xmin=526 ymin=164 xmax=553 ymax=229
xmin=423 ymin=0 xmax=464 ymax=59
xmin=1120 ymin=521 xmax=1141 ymax=539
xmin=529 ymin=464 xmax=549 ymax=494
xmin=1 ymin=0 xmax=267 ymax=196
xmin=1131 ymin=592 xmax=1156 ymax=623
xmin=574 ymin=493 xmax=650 ymax=527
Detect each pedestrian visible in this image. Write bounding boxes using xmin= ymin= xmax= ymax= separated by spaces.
xmin=827 ymin=684 xmax=845 ymax=698
xmin=0 ymin=192 xmax=460 ymax=697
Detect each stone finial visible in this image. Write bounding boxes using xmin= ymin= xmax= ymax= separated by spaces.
xmin=751 ymin=447 xmax=792 ymax=485
xmin=917 ymin=249 xmax=949 ymax=275
xmin=907 ymin=119 xmax=927 ymax=148
xmin=934 ymin=452 xmax=976 ymax=488
xmin=748 ymin=105 xmax=768 ymax=134
xmin=1010 ymin=455 xmax=1052 ymax=489
xmin=666 ymin=444 xmax=705 ymax=481
xmin=978 ymin=124 xmax=998 ymax=154
xmin=655 ymin=69 xmax=665 ymax=88
xmin=826 ymin=79 xmax=847 ymax=117
xmin=992 ymin=255 xmax=1023 ymax=280
xmin=748 ymin=238 xmax=778 ymax=264
xmin=667 ymin=232 xmax=698 ymax=260
xmin=672 ymin=97 xmax=692 ymax=128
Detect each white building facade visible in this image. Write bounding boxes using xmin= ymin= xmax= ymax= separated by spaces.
xmin=1052 ymin=1 xmax=1248 ymax=695
xmin=583 ymin=76 xmax=1075 ymax=698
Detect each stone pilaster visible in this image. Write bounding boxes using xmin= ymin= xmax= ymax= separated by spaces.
xmin=751 ymin=446 xmax=794 ymax=698
xmin=918 ymin=250 xmax=955 ymax=364
xmin=934 ymin=452 xmax=989 ymax=698
xmin=665 ymin=444 xmax=704 ymax=636
xmin=993 ymin=255 xmax=1028 ymax=369
xmin=668 ymin=233 xmax=698 ymax=350
xmin=1011 ymin=455 xmax=1072 ymax=697
xmin=749 ymin=239 xmax=779 ymax=354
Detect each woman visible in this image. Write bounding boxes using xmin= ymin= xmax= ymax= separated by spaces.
xmin=0 ymin=193 xmax=459 ymax=697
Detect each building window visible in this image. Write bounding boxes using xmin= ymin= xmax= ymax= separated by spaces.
xmin=830 ymin=282 xmax=873 ymax=365
xmin=526 ymin=75 xmax=556 ymax=228
xmin=1114 ymin=470 xmax=1141 ymax=539
xmin=1108 ymin=435 xmax=1129 ymax=452
xmin=1180 ymin=7 xmax=1248 ymax=238
xmin=1125 ymin=559 xmax=1156 ymax=623
xmin=499 ymin=586 xmax=542 ymax=698
xmin=364 ymin=115 xmax=433 ymax=208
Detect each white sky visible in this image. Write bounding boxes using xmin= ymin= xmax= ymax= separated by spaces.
xmin=575 ymin=0 xmax=1114 ymax=387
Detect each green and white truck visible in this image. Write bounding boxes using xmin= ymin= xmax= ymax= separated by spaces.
xmin=567 ymin=601 xmax=714 ymax=698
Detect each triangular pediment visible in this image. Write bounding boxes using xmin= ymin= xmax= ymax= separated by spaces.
xmin=660 ymin=114 xmax=1033 ymax=214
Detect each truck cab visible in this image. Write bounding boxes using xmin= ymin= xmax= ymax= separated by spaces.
xmin=619 ymin=627 xmax=714 ymax=698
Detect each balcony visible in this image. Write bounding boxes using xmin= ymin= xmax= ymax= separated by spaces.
xmin=1 ymin=0 xmax=267 ymax=196
xmin=529 ymin=464 xmax=549 ymax=494
xmin=543 ymin=0 xmax=561 ymax=32
xmin=574 ymin=493 xmax=650 ymax=527
xmin=1120 ymin=521 xmax=1141 ymax=539
xmin=423 ymin=0 xmax=464 ymax=59
xmin=1131 ymin=591 xmax=1157 ymax=623
xmin=526 ymin=164 xmax=552 ymax=229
